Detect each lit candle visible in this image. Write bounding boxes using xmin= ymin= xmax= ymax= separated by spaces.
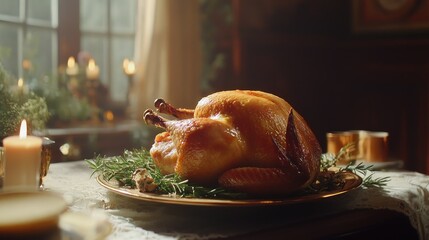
xmin=17 ymin=78 xmax=24 ymax=89
xmin=123 ymin=58 xmax=136 ymax=76
xmin=2 ymin=120 xmax=42 ymax=192
xmin=17 ymin=78 xmax=24 ymax=96
xmin=122 ymin=58 xmax=129 ymax=71
xmin=86 ymin=59 xmax=100 ymax=80
xmin=66 ymin=57 xmax=79 ymax=76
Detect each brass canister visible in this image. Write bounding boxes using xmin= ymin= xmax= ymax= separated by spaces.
xmin=326 ymin=130 xmax=388 ymax=163
xmin=326 ymin=131 xmax=361 ymax=163
xmin=360 ymin=131 xmax=388 ymax=162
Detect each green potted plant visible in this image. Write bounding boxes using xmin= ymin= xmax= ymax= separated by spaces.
xmin=0 ymin=63 xmax=49 ymax=142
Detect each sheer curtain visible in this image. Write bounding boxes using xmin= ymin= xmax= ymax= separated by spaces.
xmin=130 ymin=0 xmax=202 ymax=119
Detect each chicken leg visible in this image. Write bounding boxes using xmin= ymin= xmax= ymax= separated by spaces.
xmin=144 ymin=109 xmax=245 ymax=185
xmin=154 ymin=98 xmax=194 ymax=119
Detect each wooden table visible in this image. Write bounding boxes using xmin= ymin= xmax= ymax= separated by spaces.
xmin=230 ymin=209 xmax=417 ymax=239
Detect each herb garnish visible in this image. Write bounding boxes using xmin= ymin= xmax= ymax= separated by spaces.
xmin=87 ymin=144 xmax=389 ymax=199
xmin=87 ymin=149 xmax=247 ymax=199
xmin=314 ymin=143 xmax=390 ymax=191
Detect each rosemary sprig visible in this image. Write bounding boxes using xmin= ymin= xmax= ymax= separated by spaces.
xmin=87 ymin=149 xmax=152 ymax=187
xmin=320 ymin=142 xmax=356 ymax=171
xmin=87 ymin=149 xmax=247 ymax=199
xmin=340 ymin=162 xmax=390 ymax=188
xmin=88 ymin=143 xmax=389 ymax=199
xmin=319 ymin=144 xmax=391 ymax=189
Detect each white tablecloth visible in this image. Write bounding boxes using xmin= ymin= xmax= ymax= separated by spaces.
xmin=44 ymin=161 xmax=429 ymax=240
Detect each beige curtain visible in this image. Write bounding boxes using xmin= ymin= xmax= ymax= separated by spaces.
xmin=130 ymin=0 xmax=202 ymax=119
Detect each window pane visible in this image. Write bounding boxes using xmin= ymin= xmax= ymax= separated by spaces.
xmin=0 ymin=22 xmax=19 ymax=78
xmin=111 ymin=0 xmax=136 ymax=33
xmin=80 ymin=0 xmax=107 ymax=32
xmin=111 ymin=36 xmax=134 ymax=103
xmin=81 ymin=34 xmax=108 ymax=85
xmin=28 ymin=0 xmax=54 ymax=25
xmin=23 ymin=27 xmax=56 ymax=82
xmin=0 ymin=0 xmax=20 ymax=20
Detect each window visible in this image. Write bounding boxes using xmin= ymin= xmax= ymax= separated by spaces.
xmin=80 ymin=0 xmax=136 ymax=104
xmin=0 ymin=0 xmax=58 ymax=83
xmin=0 ymin=0 xmax=137 ymax=107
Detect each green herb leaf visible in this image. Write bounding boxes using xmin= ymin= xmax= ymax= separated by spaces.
xmin=318 ymin=143 xmax=390 ymax=189
xmin=87 ymin=149 xmax=248 ymax=199
xmin=88 ymin=143 xmax=390 ymax=199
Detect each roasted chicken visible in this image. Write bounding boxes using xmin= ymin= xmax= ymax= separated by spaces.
xmin=144 ymin=90 xmax=321 ymax=195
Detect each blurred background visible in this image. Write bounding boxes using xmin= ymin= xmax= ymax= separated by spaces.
xmin=0 ymin=0 xmax=428 ymax=174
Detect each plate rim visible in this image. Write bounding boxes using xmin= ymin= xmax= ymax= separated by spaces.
xmin=96 ymin=172 xmax=362 ymax=207
xmin=0 ymin=191 xmax=68 ymax=233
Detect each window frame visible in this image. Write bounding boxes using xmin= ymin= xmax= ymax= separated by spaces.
xmin=0 ymin=0 xmax=136 ymax=107
xmin=79 ymin=0 xmax=136 ymax=104
xmin=0 ymin=0 xmax=58 ymax=79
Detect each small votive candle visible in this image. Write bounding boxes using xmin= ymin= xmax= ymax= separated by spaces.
xmin=86 ymin=58 xmax=100 ymax=80
xmin=123 ymin=58 xmax=136 ymax=76
xmin=66 ymin=57 xmax=79 ymax=76
xmin=2 ymin=120 xmax=42 ymax=192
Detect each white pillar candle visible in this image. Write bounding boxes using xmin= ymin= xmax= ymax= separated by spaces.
xmin=2 ymin=120 xmax=42 ymax=192
xmin=122 ymin=58 xmax=136 ymax=76
xmin=86 ymin=59 xmax=100 ymax=80
xmin=66 ymin=57 xmax=79 ymax=76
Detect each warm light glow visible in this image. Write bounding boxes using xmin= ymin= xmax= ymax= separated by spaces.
xmin=86 ymin=59 xmax=100 ymax=80
xmin=66 ymin=57 xmax=79 ymax=76
xmin=88 ymin=59 xmax=96 ymax=69
xmin=123 ymin=58 xmax=136 ymax=76
xmin=17 ymin=78 xmax=24 ymax=88
xmin=22 ymin=59 xmax=32 ymax=70
xmin=59 ymin=143 xmax=70 ymax=155
xmin=19 ymin=120 xmax=27 ymax=139
xmin=123 ymin=58 xmax=129 ymax=69
xmin=104 ymin=111 xmax=114 ymax=121
xmin=126 ymin=62 xmax=136 ymax=75
xmin=67 ymin=57 xmax=76 ymax=68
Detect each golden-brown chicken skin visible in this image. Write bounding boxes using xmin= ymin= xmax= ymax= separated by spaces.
xmin=144 ymin=90 xmax=321 ymax=195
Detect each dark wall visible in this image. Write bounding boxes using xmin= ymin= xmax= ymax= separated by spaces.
xmin=217 ymin=0 xmax=429 ymax=173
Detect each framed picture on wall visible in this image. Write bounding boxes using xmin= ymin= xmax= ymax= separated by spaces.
xmin=352 ymin=0 xmax=429 ymax=33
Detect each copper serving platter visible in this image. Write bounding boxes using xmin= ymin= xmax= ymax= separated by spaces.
xmin=97 ymin=172 xmax=362 ymax=207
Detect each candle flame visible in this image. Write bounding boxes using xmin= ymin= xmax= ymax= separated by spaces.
xmin=86 ymin=59 xmax=99 ymax=80
xmin=105 ymin=111 xmax=114 ymax=121
xmin=123 ymin=58 xmax=136 ymax=75
xmin=17 ymin=78 xmax=24 ymax=87
xmin=127 ymin=62 xmax=135 ymax=75
xmin=88 ymin=59 xmax=96 ymax=69
xmin=123 ymin=58 xmax=129 ymax=69
xmin=67 ymin=57 xmax=76 ymax=68
xmin=19 ymin=120 xmax=27 ymax=139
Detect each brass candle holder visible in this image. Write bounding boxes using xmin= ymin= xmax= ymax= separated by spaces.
xmin=40 ymin=137 xmax=55 ymax=190
xmin=0 ymin=137 xmax=54 ymax=190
